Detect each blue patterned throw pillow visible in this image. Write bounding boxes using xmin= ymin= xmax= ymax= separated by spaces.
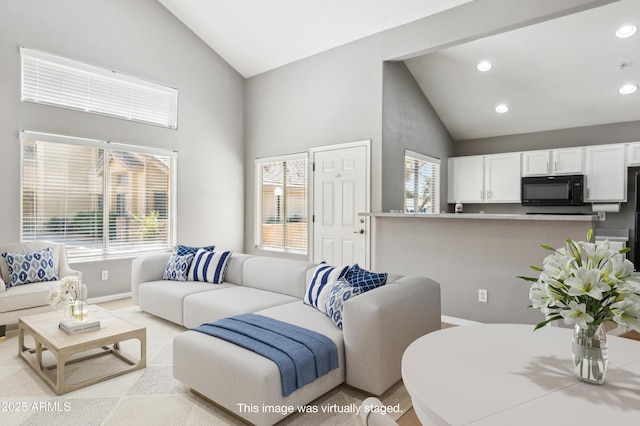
xmin=1 ymin=247 xmax=58 ymax=286
xmin=304 ymin=262 xmax=350 ymax=309
xmin=187 ymin=250 xmax=232 ymax=284
xmin=163 ymin=253 xmax=194 ymax=281
xmin=346 ymin=264 xmax=387 ymax=293
xmin=324 ymin=279 xmax=361 ymax=329
xmin=176 ymin=244 xmax=215 ymax=256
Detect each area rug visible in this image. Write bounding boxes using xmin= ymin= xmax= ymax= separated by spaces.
xmin=0 ymin=307 xmax=412 ymax=425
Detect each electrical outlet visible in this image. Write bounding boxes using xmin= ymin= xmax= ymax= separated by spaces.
xmin=101 ymin=270 xmax=109 ymax=280
xmin=478 ymin=289 xmax=488 ymax=303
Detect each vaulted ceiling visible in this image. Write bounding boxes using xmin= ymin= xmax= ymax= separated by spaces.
xmin=157 ymin=0 xmax=639 ymax=141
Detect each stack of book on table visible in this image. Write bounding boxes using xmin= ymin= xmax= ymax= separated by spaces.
xmin=59 ymin=317 xmax=101 ymax=335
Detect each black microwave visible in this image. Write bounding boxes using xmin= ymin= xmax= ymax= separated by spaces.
xmin=521 ymin=175 xmax=585 ymax=206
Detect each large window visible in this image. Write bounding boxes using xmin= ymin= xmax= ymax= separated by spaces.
xmin=20 ymin=131 xmax=177 ymax=259
xmin=404 ymin=150 xmax=440 ymax=214
xmin=21 ymin=48 xmax=178 ymax=129
xmin=255 ymin=154 xmax=308 ymax=254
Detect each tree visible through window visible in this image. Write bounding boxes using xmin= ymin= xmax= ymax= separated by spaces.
xmin=404 ymin=150 xmax=440 ymax=214
xmin=255 ymin=154 xmax=308 ymax=253
xmin=20 ymin=131 xmax=176 ymax=258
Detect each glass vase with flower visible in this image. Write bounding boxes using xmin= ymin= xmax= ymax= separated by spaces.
xmin=47 ymin=275 xmax=88 ymax=323
xmin=519 ymin=229 xmax=640 ymax=384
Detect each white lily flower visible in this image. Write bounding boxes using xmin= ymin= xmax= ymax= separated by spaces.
xmin=611 ymin=299 xmax=640 ymax=333
xmin=560 ymin=300 xmax=594 ymax=328
xmin=530 ymin=281 xmax=552 ymax=313
xmin=524 ymin=230 xmax=640 ymax=333
xmin=565 ymin=267 xmax=610 ymax=300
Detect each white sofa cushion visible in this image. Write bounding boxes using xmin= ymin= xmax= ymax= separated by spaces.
xmin=138 ymin=280 xmax=234 ymax=325
xmin=182 ymin=286 xmax=299 ymax=329
xmin=0 ymin=280 xmax=59 ymax=313
xmin=241 ymin=256 xmax=315 ymax=298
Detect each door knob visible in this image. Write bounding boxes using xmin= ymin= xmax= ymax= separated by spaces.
xmin=353 ymin=229 xmax=364 ymax=234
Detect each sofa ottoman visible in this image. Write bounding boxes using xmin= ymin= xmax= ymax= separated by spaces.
xmin=174 ymin=302 xmax=345 ymax=426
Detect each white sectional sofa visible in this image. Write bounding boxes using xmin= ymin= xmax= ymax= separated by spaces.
xmin=131 ymin=251 xmax=441 ymax=426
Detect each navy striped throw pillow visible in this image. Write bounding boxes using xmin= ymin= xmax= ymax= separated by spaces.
xmin=304 ymin=262 xmax=349 ymax=309
xmin=187 ymin=250 xmax=232 ymax=284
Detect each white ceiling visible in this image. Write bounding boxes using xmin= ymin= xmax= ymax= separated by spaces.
xmin=157 ymin=0 xmax=639 ymax=141
xmin=157 ymin=0 xmax=472 ymax=78
xmin=405 ymin=0 xmax=640 ymax=141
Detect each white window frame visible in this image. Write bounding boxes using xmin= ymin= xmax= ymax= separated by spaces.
xmin=404 ymin=149 xmax=441 ymax=214
xmin=21 ymin=47 xmax=178 ymax=129
xmin=255 ymin=153 xmax=309 ymax=254
xmin=19 ymin=130 xmax=178 ymax=259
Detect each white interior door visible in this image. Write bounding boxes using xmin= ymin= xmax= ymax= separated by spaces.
xmin=312 ymin=143 xmax=369 ymax=267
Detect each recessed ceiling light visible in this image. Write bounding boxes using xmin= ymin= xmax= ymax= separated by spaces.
xmin=495 ymin=104 xmax=509 ymax=113
xmin=619 ymin=83 xmax=638 ymax=95
xmin=477 ymin=60 xmax=492 ymax=72
xmin=616 ymin=24 xmax=638 ymax=38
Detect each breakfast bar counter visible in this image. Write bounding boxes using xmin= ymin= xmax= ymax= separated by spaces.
xmin=363 ymin=212 xmax=597 ymax=324
xmin=361 ymin=212 xmax=598 ymax=221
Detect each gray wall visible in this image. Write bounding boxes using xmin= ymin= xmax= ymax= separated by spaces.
xmin=382 ymin=62 xmax=454 ymax=212
xmin=0 ymin=0 xmax=244 ymax=298
xmin=243 ymin=0 xmax=610 ymax=262
xmin=243 ymin=37 xmax=386 ymax=261
xmin=372 ymin=216 xmax=593 ymax=324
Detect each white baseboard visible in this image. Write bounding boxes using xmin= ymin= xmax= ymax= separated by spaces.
xmin=88 ymin=292 xmax=132 ymax=304
xmin=441 ymin=315 xmax=482 ymax=326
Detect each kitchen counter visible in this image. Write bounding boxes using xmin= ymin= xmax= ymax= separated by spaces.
xmin=360 ymin=212 xmax=599 ymax=222
xmin=364 ymin=212 xmax=596 ymax=324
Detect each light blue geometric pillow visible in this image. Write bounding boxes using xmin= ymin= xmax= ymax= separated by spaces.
xmin=1 ymin=247 xmax=58 ymax=286
xmin=324 ymin=279 xmax=361 ymax=329
xmin=346 ymin=263 xmax=387 ymax=293
xmin=163 ymin=253 xmax=194 ymax=281
xmin=176 ymin=244 xmax=215 ymax=256
xmin=304 ymin=262 xmax=350 ymax=309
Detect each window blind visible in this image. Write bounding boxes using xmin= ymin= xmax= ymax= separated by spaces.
xmin=404 ymin=150 xmax=440 ymax=214
xmin=255 ymin=154 xmax=308 ymax=253
xmin=20 ymin=131 xmax=177 ymax=259
xmin=21 ymin=48 xmax=178 ymax=129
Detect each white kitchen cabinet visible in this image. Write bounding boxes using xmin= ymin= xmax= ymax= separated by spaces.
xmin=585 ymin=144 xmax=626 ymax=202
xmin=448 ymin=153 xmax=520 ymax=203
xmin=552 ymin=148 xmax=584 ymax=174
xmin=522 ymin=150 xmax=551 ymax=176
xmin=626 ymin=142 xmax=640 ymax=166
xmin=522 ymin=148 xmax=583 ymax=176
xmin=484 ymin=153 xmax=521 ymax=202
xmin=447 ymin=156 xmax=484 ymax=203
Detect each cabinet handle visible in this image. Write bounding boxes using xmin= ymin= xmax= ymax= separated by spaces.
xmin=481 ymin=190 xmax=484 ymax=200
xmin=487 ymin=190 xmax=492 ymax=199
xmin=555 ymin=161 xmax=558 ymax=172
xmin=546 ymin=162 xmax=549 ymax=173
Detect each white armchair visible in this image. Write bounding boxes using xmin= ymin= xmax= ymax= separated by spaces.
xmin=0 ymin=241 xmax=80 ymax=341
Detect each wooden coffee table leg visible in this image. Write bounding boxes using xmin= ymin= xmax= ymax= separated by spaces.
xmin=36 ymin=341 xmax=43 ymax=372
xmin=57 ymin=352 xmax=69 ymax=395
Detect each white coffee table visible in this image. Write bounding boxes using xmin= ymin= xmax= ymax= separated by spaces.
xmin=402 ymin=324 xmax=640 ymax=425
